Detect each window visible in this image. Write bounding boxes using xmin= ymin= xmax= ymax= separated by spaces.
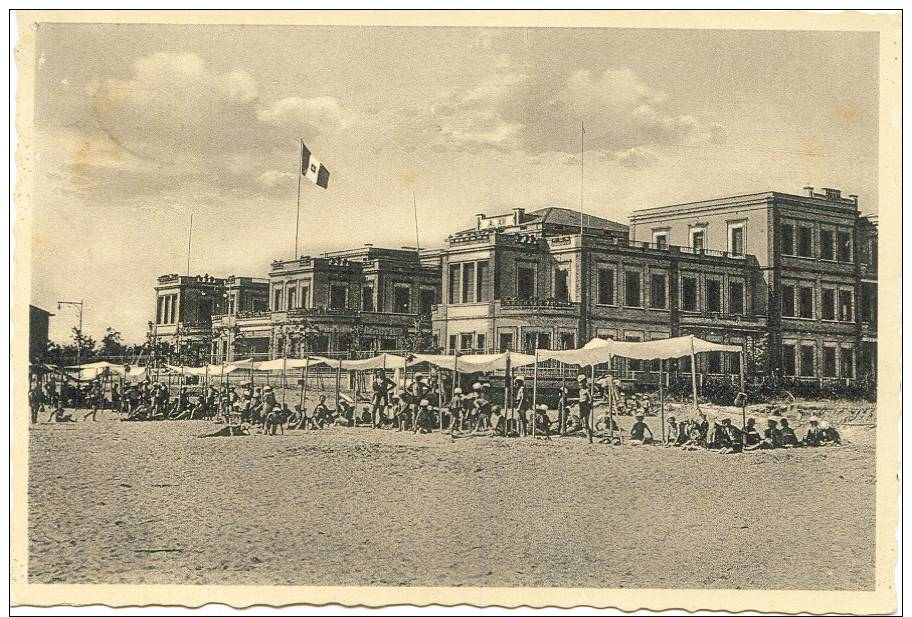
xmin=782 ymin=344 xmax=796 ymax=376
xmin=799 ymin=286 xmax=814 ymax=319
xmin=821 ymin=288 xmax=835 ymax=320
xmin=624 ymin=271 xmax=642 ymax=307
xmin=707 ymin=352 xmax=722 ymax=374
xmin=448 ymin=334 xmax=457 ymax=352
xmin=523 ymin=332 xmax=550 ymax=353
xmin=653 ymin=231 xmax=668 ymax=249
xmin=690 ymin=228 xmax=705 ymax=251
xmin=420 ymin=288 xmax=436 ymax=314
xmin=300 ymin=285 xmax=310 ymax=309
xmin=517 ymin=266 xmax=535 ymax=299
xmin=650 ymin=273 xmax=667 ymax=309
xmin=312 ymin=335 xmax=330 ymax=353
xmin=362 ymin=286 xmax=374 ymax=312
xmin=559 ymin=332 xmax=576 ymax=350
xmin=329 ymin=285 xmax=347 ymax=310
xmin=706 ymin=280 xmax=721 ymax=313
xmin=380 ymin=337 xmax=397 ymax=351
xmin=800 ymin=344 xmax=815 ymax=377
xmin=682 ymin=277 xmax=698 ymax=312
xmin=476 ymin=262 xmax=490 ymax=302
xmin=797 ymin=226 xmax=813 ymax=257
xmin=273 ymin=289 xmax=283 ymax=311
xmin=476 ymin=334 xmax=486 ymax=352
xmin=729 ymin=224 xmax=745 ymax=256
xmin=781 ymin=284 xmax=796 ymax=317
xmin=554 ymin=268 xmax=570 ymax=302
xmin=838 ymin=289 xmax=853 ymax=322
xmin=781 ymin=223 xmax=794 ymax=255
xmin=729 ymin=282 xmax=744 ymax=315
xmin=840 ymin=347 xmax=854 ymax=378
xmin=499 ymin=332 xmax=514 ymax=352
xmin=729 ymin=351 xmax=741 ymax=376
xmin=820 ymin=229 xmax=835 ymax=260
xmin=460 ymin=333 xmax=473 ymax=351
xmin=837 ymin=231 xmax=852 ymax=262
xmin=823 ymin=347 xmax=837 ymax=377
xmin=448 ymin=264 xmax=460 ymax=304
xmin=860 ymin=283 xmax=877 ymax=323
xmin=157 ymin=296 xmax=165 ymax=324
xmin=461 ymin=262 xmax=475 ymax=303
xmin=394 ymin=285 xmax=411 ymax=313
xmin=597 ymin=267 xmax=615 ymax=305
xmin=287 ymin=287 xmax=297 ymax=310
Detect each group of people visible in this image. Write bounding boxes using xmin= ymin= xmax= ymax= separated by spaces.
xmin=29 ymin=370 xmax=845 ymax=451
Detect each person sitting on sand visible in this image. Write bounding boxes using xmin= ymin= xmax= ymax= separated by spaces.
xmin=413 ymin=399 xmax=434 ymax=434
xmin=532 ymin=404 xmax=552 ymax=439
xmin=779 ymin=418 xmax=799 ymax=447
xmin=629 ymin=413 xmax=654 ymax=445
xmin=488 ymin=405 xmax=506 ymax=436
xmin=664 ymin=416 xmax=678 ymax=445
xmin=818 ymin=420 xmax=842 ymax=445
xmin=708 ymin=417 xmax=741 ymax=453
xmin=741 ymin=418 xmax=761 ymax=447
xmin=473 ymin=389 xmax=493 ymax=433
xmin=48 ymin=402 xmax=75 ymax=423
xmin=745 ymin=418 xmax=782 ymax=451
xmin=311 ymin=395 xmax=332 ymax=429
xmin=801 ymin=416 xmax=824 ymax=447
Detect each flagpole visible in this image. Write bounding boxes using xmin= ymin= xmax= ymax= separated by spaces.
xmin=579 ymin=121 xmax=585 ymax=236
xmin=412 ymin=189 xmax=421 ymax=251
xmin=294 ymin=139 xmax=304 ymax=259
xmin=186 ymin=210 xmax=193 ymax=277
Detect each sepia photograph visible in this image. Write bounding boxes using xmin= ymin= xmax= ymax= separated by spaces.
xmin=10 ymin=9 xmax=901 ymax=613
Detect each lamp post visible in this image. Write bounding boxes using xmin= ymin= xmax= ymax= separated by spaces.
xmin=57 ymin=300 xmax=84 ymax=368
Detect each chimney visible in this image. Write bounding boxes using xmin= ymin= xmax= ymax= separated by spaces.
xmin=848 ymin=194 xmax=859 ymax=206
xmin=803 ymin=185 xmax=814 ymax=197
xmin=512 ymin=207 xmax=525 ymax=225
xmin=475 ymin=213 xmax=485 ymax=229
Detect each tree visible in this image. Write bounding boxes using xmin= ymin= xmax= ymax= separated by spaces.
xmin=100 ymin=327 xmax=125 ymax=357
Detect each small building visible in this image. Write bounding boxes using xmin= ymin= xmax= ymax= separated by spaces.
xmin=29 ymin=305 xmax=53 ymax=363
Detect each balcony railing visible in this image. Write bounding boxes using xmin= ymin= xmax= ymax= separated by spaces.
xmin=500 ymin=297 xmax=578 ymax=309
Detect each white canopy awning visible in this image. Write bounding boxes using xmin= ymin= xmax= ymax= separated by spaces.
xmin=409 ymin=352 xmax=537 ymax=374
xmin=537 ymin=335 xmax=742 ymax=365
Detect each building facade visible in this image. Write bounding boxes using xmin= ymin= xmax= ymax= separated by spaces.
xmin=432 ymin=206 xmax=764 ymax=376
xmin=629 ymin=187 xmax=877 ymax=382
xmin=209 ymin=246 xmax=441 ymax=361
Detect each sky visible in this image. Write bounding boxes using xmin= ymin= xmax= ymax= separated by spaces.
xmin=29 ymin=24 xmax=879 ymax=343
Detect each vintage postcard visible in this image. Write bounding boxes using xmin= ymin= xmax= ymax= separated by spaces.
xmin=11 ymin=10 xmax=901 ymax=613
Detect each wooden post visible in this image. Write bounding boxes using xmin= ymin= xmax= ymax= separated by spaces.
xmin=659 ymin=358 xmax=665 ymax=443
xmin=739 ymin=348 xmax=747 ymax=429
xmin=590 ymin=362 xmax=597 ymax=433
xmin=453 ymin=352 xmax=459 ymax=430
xmin=690 ymin=336 xmax=699 ymax=414
xmin=504 ymin=351 xmax=513 ymax=432
xmin=608 ymin=354 xmax=616 ymax=443
xmin=281 ymin=353 xmax=288 ymax=408
xmin=560 ymin=364 xmax=567 ymax=436
xmin=438 ymin=364 xmax=444 ymax=432
xmin=531 ymin=349 xmax=538 ymax=438
xmin=335 ymin=361 xmax=342 ymax=423
xmin=298 ymin=357 xmax=311 ymax=429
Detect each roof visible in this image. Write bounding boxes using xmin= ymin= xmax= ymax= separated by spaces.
xmin=527 ymin=207 xmax=628 ymax=233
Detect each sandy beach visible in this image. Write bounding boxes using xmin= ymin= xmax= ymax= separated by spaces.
xmin=27 ymin=408 xmax=876 ymax=590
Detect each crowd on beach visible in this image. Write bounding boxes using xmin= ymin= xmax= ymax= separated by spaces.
xmin=28 ymin=369 xmax=842 ymax=451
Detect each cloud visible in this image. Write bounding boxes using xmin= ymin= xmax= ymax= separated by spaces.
xmin=257 ymin=96 xmax=355 ymax=134
xmin=57 ymin=52 xmax=354 ymax=207
xmin=406 ymin=61 xmax=723 ymax=165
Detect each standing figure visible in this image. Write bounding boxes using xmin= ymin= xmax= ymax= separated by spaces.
xmin=575 ymin=374 xmax=594 ymax=444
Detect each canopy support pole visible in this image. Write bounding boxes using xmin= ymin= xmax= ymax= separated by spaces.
xmin=560 ymin=366 xmax=567 ymax=436
xmin=297 ymin=358 xmax=311 ymax=430
xmin=531 ymin=349 xmax=538 ymax=438
xmin=335 ymin=361 xmax=342 ymax=423
xmin=505 ymin=351 xmax=513 ymax=434
xmin=281 ymin=353 xmax=288 ymax=409
xmin=659 ymin=358 xmax=665 ymax=443
xmin=608 ymin=353 xmax=616 ymax=444
xmin=690 ymin=336 xmax=699 ymax=414
xmin=590 ymin=363 xmax=596 ymax=434
xmin=739 ymin=349 xmax=747 ymax=429
xmin=438 ymin=364 xmax=444 ymax=432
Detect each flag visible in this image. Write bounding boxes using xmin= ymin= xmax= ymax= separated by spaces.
xmin=301 ymin=142 xmax=330 ymax=189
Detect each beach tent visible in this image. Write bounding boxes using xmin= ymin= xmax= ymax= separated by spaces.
xmin=409 ymin=351 xmax=536 ymax=373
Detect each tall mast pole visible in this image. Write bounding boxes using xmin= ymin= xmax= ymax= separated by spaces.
xmin=579 ymin=121 xmax=585 ymax=236
xmin=412 ymin=189 xmax=421 ymax=252
xmin=294 ymin=139 xmax=304 ymax=259
xmin=186 ymin=211 xmax=193 ymax=276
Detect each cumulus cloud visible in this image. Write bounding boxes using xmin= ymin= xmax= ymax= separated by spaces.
xmin=410 ymin=60 xmax=724 ymax=166
xmin=62 ymin=52 xmax=354 ymax=205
